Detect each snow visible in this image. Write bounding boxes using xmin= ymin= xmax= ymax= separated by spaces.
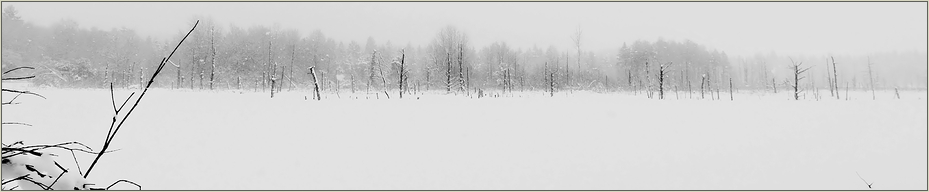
xmin=2 ymin=88 xmax=926 ymax=190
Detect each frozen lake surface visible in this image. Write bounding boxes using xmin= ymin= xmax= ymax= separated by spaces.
xmin=2 ymin=88 xmax=926 ymax=190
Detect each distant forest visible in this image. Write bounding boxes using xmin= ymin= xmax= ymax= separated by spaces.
xmin=2 ymin=6 xmax=926 ymax=97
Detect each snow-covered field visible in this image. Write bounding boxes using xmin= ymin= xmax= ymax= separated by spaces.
xmin=2 ymin=87 xmax=926 ymax=190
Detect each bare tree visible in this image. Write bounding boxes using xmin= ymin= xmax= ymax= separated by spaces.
xmin=789 ymin=57 xmax=811 ymax=100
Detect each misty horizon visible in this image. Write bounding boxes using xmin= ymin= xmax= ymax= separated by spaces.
xmin=2 ymin=2 xmax=926 ymax=57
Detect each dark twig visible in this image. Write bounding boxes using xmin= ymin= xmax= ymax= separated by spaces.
xmin=1 ymin=88 xmax=45 ymax=99
xmin=2 ymin=93 xmax=24 ymax=105
xmin=70 ymin=150 xmax=83 ymax=177
xmin=44 ymin=170 xmax=68 ymax=190
xmin=2 ymin=175 xmax=31 ymax=185
xmin=2 ymin=122 xmax=33 ymax=127
xmin=106 ymin=180 xmax=141 ymax=190
xmin=84 ymin=20 xmax=199 ymax=179
xmin=2 ymin=66 xmax=35 ymax=74
xmin=1 ymin=75 xmax=35 ymax=81
xmin=856 ymin=171 xmax=874 ymax=189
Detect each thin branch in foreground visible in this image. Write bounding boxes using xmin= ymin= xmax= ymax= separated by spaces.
xmin=1 ymin=75 xmax=36 ymax=81
xmin=44 ymin=171 xmax=68 ymax=190
xmin=2 ymin=66 xmax=35 ymax=75
xmin=70 ymin=150 xmax=84 ymax=177
xmin=84 ymin=20 xmax=199 ymax=179
xmin=1 ymin=122 xmax=33 ymax=127
xmin=2 ymin=93 xmax=24 ymax=105
xmin=1 ymin=89 xmax=46 ymax=99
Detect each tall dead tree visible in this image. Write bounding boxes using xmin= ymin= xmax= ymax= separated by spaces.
xmin=308 ymin=66 xmax=321 ymax=100
xmin=644 ymin=61 xmax=651 ymax=99
xmin=867 ymin=56 xmax=876 ymax=100
xmin=209 ymin=25 xmax=216 ymax=90
xmin=831 ymin=56 xmax=840 ymax=99
xmin=729 ymin=77 xmax=733 ymax=100
xmin=700 ymin=74 xmax=707 ymax=99
xmin=657 ymin=62 xmax=671 ymax=100
xmin=398 ymin=49 xmax=406 ymax=99
xmin=445 ymin=51 xmax=452 ymax=93
xmin=268 ymin=40 xmax=275 ymax=98
xmin=457 ymin=43 xmax=466 ymax=94
xmin=789 ymin=57 xmax=811 ymax=100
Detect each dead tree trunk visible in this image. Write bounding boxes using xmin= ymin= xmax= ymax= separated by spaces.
xmin=772 ymin=78 xmax=778 ymax=94
xmin=268 ymin=40 xmax=275 ymax=98
xmin=550 ymin=65 xmax=555 ymax=97
xmin=729 ymin=77 xmax=733 ymax=101
xmin=399 ymin=49 xmax=406 ymax=99
xmin=445 ymin=51 xmax=452 ymax=93
xmin=209 ymin=25 xmax=216 ymax=90
xmin=700 ymin=74 xmax=706 ymax=99
xmin=309 ymin=66 xmax=321 ymax=100
xmin=457 ymin=43 xmax=466 ymax=94
xmin=657 ymin=62 xmax=671 ymax=100
xmin=831 ymin=56 xmax=840 ymax=100
xmin=790 ymin=58 xmax=811 ymax=100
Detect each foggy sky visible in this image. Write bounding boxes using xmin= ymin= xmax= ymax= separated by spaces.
xmin=2 ymin=2 xmax=926 ymax=57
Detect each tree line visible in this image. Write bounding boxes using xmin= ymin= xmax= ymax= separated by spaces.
xmin=3 ymin=6 xmax=925 ymax=99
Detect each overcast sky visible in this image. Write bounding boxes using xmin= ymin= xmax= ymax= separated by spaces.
xmin=2 ymin=2 xmax=926 ymax=57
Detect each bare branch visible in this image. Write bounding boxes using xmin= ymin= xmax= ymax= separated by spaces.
xmin=2 ymin=66 xmax=35 ymax=75
xmin=1 ymin=122 xmax=33 ymax=127
xmin=1 ymin=75 xmax=35 ymax=81
xmin=106 ymin=180 xmax=141 ymax=190
xmin=1 ymin=89 xmax=46 ymax=99
xmin=3 ymin=93 xmax=25 ymax=105
xmin=85 ymin=20 xmax=199 ymax=179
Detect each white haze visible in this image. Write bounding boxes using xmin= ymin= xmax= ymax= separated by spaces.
xmin=2 ymin=2 xmax=926 ymax=57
